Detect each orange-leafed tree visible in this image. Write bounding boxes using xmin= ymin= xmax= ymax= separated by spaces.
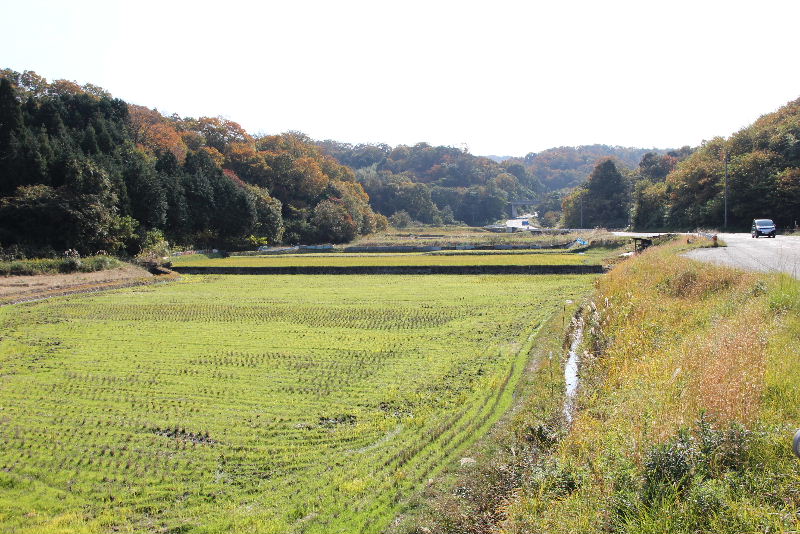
xmin=292 ymin=156 xmax=330 ymax=200
xmin=225 ymin=142 xmax=272 ymax=189
xmin=128 ymin=105 xmax=188 ymax=163
xmin=194 ymin=116 xmax=252 ymax=152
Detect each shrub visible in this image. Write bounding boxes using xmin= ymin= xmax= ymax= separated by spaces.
xmin=0 ymin=255 xmax=121 ymax=276
xmin=389 ymin=210 xmax=413 ymax=229
xmin=643 ymin=429 xmax=698 ymax=501
xmin=524 ymin=458 xmax=586 ymax=498
xmin=60 ymin=256 xmax=82 ymax=273
xmin=135 ymin=229 xmax=170 ymax=267
xmin=686 ymin=478 xmax=728 ymax=517
xmin=81 ymin=255 xmax=119 ymax=272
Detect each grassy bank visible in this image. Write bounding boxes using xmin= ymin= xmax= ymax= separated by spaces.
xmin=0 ymin=255 xmax=121 ymax=276
xmin=494 ymin=237 xmax=800 ymax=533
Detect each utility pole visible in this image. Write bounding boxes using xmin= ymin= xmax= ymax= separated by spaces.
xmin=724 ymin=151 xmax=729 ymax=231
xmin=580 ymin=195 xmax=584 ymax=228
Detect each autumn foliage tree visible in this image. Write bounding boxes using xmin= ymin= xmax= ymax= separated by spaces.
xmin=128 ymin=105 xmax=187 ymax=163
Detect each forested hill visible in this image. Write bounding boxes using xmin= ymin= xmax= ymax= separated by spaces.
xmin=317 ymin=141 xmax=540 ymax=226
xmin=509 ymin=145 xmax=667 ymax=192
xmin=0 ymin=69 xmax=385 ymax=256
xmin=318 ymin=141 xmax=668 ymax=227
xmin=631 ymin=97 xmax=800 ymax=231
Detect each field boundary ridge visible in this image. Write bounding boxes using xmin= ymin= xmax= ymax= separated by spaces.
xmin=170 ymin=265 xmax=605 ymax=275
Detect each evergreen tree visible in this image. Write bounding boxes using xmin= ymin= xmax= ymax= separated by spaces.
xmin=121 ymin=148 xmax=167 ymax=229
xmin=0 ymin=78 xmax=25 ymax=195
xmin=0 ymin=78 xmax=23 ymax=148
xmin=562 ymin=159 xmax=629 ymax=228
xmin=81 ymin=125 xmax=100 ymax=154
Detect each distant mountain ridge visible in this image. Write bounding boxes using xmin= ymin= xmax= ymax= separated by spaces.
xmin=509 ymin=144 xmax=670 ymax=192
xmin=318 ymin=141 xmax=670 ymax=227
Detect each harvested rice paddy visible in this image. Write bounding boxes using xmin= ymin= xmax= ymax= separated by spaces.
xmin=0 ymin=274 xmax=593 ymax=533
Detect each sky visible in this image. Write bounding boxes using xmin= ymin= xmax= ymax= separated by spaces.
xmin=2 ymin=0 xmax=800 ymax=156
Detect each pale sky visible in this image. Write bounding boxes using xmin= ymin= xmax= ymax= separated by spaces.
xmin=3 ymin=0 xmax=799 ymax=156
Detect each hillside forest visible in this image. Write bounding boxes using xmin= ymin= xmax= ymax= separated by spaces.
xmin=322 ymin=100 xmax=800 ymax=232
xmin=319 ymin=140 xmax=663 ymax=228
xmin=558 ymin=98 xmax=800 ymax=231
xmin=630 ymin=98 xmax=800 ymax=231
xmin=0 ymin=70 xmax=386 ymax=256
xmin=1 ymin=67 xmax=799 ymax=257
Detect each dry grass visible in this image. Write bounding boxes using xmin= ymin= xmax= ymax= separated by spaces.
xmin=684 ymin=311 xmax=766 ymax=424
xmin=495 ymin=236 xmax=800 ymax=534
xmin=0 ymin=264 xmax=151 ymax=300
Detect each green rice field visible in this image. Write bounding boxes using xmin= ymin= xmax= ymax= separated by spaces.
xmin=0 ymin=274 xmax=593 ymax=533
xmin=348 ymin=226 xmax=620 ymax=248
xmin=170 ymin=250 xmax=604 ymax=268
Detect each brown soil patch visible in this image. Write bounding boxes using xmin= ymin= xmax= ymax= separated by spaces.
xmin=0 ymin=264 xmax=159 ymax=304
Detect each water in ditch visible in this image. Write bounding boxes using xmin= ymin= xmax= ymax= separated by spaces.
xmin=563 ymin=314 xmax=584 ymax=424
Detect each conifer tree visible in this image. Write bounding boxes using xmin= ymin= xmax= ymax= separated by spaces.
xmin=562 ymin=159 xmax=630 ymax=228
xmin=0 ymin=78 xmax=23 ymax=148
xmin=0 ymin=78 xmax=25 ymax=195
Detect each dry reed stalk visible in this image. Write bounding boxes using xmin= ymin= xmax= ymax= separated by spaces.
xmin=684 ymin=312 xmax=766 ymax=425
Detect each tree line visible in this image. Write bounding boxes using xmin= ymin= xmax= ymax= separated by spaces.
xmin=560 ymin=148 xmax=694 ymax=228
xmin=560 ymin=97 xmax=799 ymax=231
xmin=318 ymin=140 xmax=545 ymax=226
xmin=2 ymin=67 xmax=795 ymax=250
xmin=640 ymin=98 xmax=800 ymax=231
xmin=0 ymin=69 xmax=385 ymax=257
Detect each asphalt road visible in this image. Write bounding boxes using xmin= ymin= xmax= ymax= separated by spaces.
xmin=684 ymin=233 xmax=800 ymax=278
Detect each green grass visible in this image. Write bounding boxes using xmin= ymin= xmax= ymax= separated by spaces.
xmin=170 ymin=250 xmax=610 ymax=268
xmin=0 ymin=255 xmax=122 ymax=276
xmin=0 ymin=273 xmax=593 ymax=533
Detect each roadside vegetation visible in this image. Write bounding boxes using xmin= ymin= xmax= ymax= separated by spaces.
xmin=405 ymin=236 xmax=800 ymax=533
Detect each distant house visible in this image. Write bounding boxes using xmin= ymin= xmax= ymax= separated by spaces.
xmin=484 ymin=213 xmax=539 ymax=233
xmin=505 ymin=213 xmax=537 ymax=231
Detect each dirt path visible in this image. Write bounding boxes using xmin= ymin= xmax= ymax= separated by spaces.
xmin=684 ymin=233 xmax=800 ymax=278
xmin=0 ymin=264 xmax=163 ymax=304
